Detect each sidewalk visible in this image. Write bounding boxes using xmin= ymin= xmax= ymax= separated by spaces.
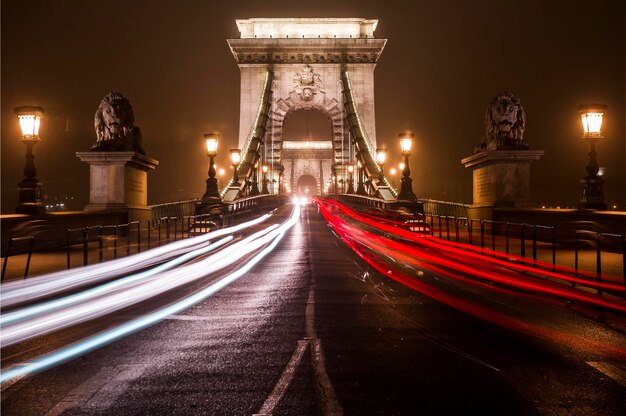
xmin=2 ymin=228 xmax=624 ymax=286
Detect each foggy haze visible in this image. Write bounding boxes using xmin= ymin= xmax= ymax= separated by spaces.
xmin=2 ymin=0 xmax=624 ymax=212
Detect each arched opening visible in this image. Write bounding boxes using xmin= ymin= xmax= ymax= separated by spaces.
xmin=282 ymin=108 xmax=331 ymax=141
xmin=297 ymin=174 xmax=317 ymax=198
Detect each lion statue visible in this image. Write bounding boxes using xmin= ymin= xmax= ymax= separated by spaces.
xmin=475 ymin=92 xmax=528 ymax=152
xmin=91 ymin=92 xmax=145 ymax=154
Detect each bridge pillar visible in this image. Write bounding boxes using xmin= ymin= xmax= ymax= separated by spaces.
xmin=461 ymin=150 xmax=544 ymax=220
xmin=76 ymin=151 xmax=159 ymax=221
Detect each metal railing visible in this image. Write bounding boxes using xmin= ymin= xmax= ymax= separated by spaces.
xmin=420 ymin=199 xmax=470 ymax=218
xmin=1 ymin=236 xmax=35 ymax=281
xmin=150 ymin=200 xmax=199 ymax=223
xmin=2 ymin=195 xmax=290 ymax=281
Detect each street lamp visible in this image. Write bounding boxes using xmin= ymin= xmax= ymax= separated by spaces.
xmin=376 ymin=147 xmax=387 ymax=185
xmin=356 ymin=159 xmax=367 ymax=195
xmin=578 ymin=104 xmax=607 ymax=210
xmin=347 ymin=164 xmax=355 ymax=194
xmin=201 ymin=132 xmax=221 ymax=204
xmin=261 ymin=163 xmax=270 ymax=194
xmin=230 ymin=148 xmax=242 ymax=186
xmin=15 ymin=106 xmax=45 ymax=215
xmin=397 ymin=131 xmax=417 ymax=201
xmin=250 ymin=156 xmax=261 ymax=196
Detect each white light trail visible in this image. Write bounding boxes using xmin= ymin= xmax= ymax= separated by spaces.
xmin=1 ymin=213 xmax=274 ymax=308
xmin=0 ymin=204 xmax=300 ymax=384
xmin=1 ymin=224 xmax=280 ymax=346
xmin=1 ymin=236 xmax=234 ymax=326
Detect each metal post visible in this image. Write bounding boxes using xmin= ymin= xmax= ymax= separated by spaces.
xmin=137 ymin=221 xmax=141 ymax=253
xmin=438 ymin=216 xmax=442 ymax=239
xmin=574 ymin=232 xmax=579 ymax=278
xmin=126 ymin=224 xmax=131 ymax=256
xmin=67 ymin=230 xmax=71 ymax=270
xmin=596 ymin=233 xmax=602 ymax=296
xmin=99 ymin=226 xmax=104 ymax=263
xmin=532 ymin=225 xmax=537 ymax=262
xmin=83 ymin=228 xmax=89 ymax=266
xmin=24 ymin=237 xmax=34 ymax=279
xmin=552 ymin=227 xmax=556 ymax=271
xmin=480 ymin=220 xmax=485 ymax=251
xmin=148 ymin=219 xmax=152 ymax=249
xmin=114 ymin=226 xmax=118 ymax=259
xmin=520 ymin=224 xmax=526 ymax=258
xmin=505 ymin=222 xmax=510 ymax=254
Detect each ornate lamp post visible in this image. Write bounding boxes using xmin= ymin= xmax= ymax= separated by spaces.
xmin=261 ymin=164 xmax=270 ymax=194
xmin=376 ymin=147 xmax=387 ymax=185
xmin=347 ymin=164 xmax=355 ymax=194
xmin=398 ymin=131 xmax=417 ymax=201
xmin=201 ymin=132 xmax=221 ymax=204
xmin=578 ymin=104 xmax=607 ymax=210
xmin=15 ymin=106 xmax=45 ymax=215
xmin=356 ymin=160 xmax=367 ymax=195
xmin=250 ymin=157 xmax=261 ymax=196
xmin=230 ymin=148 xmax=242 ymax=186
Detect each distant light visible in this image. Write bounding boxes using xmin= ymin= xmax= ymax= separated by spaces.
xmin=542 ymin=205 xmax=546 ymax=209
xmin=598 ymin=167 xmax=605 ymax=176
xmin=230 ymin=148 xmax=241 ymax=165
xmin=613 ymin=205 xmax=617 ymax=209
xmin=262 ymin=164 xmax=268 ymax=173
xmin=376 ymin=148 xmax=387 ymax=165
xmin=218 ymin=168 xmax=225 ymax=176
xmin=390 ymin=168 xmax=397 ymax=175
xmin=399 ymin=162 xmax=405 ymax=170
xmin=347 ymin=164 xmax=354 ymax=173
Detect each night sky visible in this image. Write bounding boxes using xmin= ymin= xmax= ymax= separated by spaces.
xmin=2 ymin=0 xmax=624 ymax=213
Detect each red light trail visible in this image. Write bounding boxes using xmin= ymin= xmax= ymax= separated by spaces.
xmin=314 ymin=198 xmax=625 ymax=358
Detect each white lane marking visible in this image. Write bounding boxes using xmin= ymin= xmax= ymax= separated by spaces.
xmin=310 ymin=338 xmax=343 ymax=415
xmin=166 ymin=314 xmax=216 ymax=321
xmin=305 ymin=282 xmax=343 ymax=415
xmin=587 ymin=361 xmax=626 ymax=387
xmin=44 ymin=366 xmax=121 ymax=416
xmin=255 ymin=340 xmax=309 ymax=415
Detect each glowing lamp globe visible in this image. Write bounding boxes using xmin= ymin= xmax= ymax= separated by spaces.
xmin=15 ymin=106 xmax=44 ymax=141
xmin=578 ymin=104 xmax=606 ymax=139
xmin=230 ymin=148 xmax=241 ymax=165
xmin=376 ymin=148 xmax=387 ymax=165
xmin=347 ymin=164 xmax=354 ymax=173
xmin=399 ymin=131 xmax=414 ymax=154
xmin=204 ymin=132 xmax=220 ymax=156
xmin=262 ymin=164 xmax=268 ymax=173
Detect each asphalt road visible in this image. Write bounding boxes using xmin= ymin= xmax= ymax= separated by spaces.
xmin=1 ymin=204 xmax=624 ymax=415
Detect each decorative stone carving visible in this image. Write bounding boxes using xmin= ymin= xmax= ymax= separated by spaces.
xmin=91 ymin=92 xmax=146 ymax=155
xmin=476 ymin=92 xmax=528 ymax=152
xmin=234 ymin=52 xmax=379 ymax=64
xmin=293 ymin=64 xmax=323 ymax=102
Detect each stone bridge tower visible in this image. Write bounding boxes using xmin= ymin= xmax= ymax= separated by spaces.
xmin=225 ymin=18 xmax=394 ymax=200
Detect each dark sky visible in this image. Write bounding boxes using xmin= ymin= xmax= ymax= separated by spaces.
xmin=2 ymin=0 xmax=624 ymax=212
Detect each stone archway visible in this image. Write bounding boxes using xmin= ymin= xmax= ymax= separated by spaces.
xmin=296 ymin=174 xmax=317 ymax=196
xmin=228 ymin=18 xmax=386 ymax=193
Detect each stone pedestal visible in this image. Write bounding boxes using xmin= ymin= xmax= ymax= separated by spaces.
xmin=461 ymin=150 xmax=544 ymax=220
xmin=76 ymin=151 xmax=159 ymax=221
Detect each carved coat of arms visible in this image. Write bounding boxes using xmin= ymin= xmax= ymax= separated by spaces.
xmin=293 ymin=64 xmax=323 ymax=102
